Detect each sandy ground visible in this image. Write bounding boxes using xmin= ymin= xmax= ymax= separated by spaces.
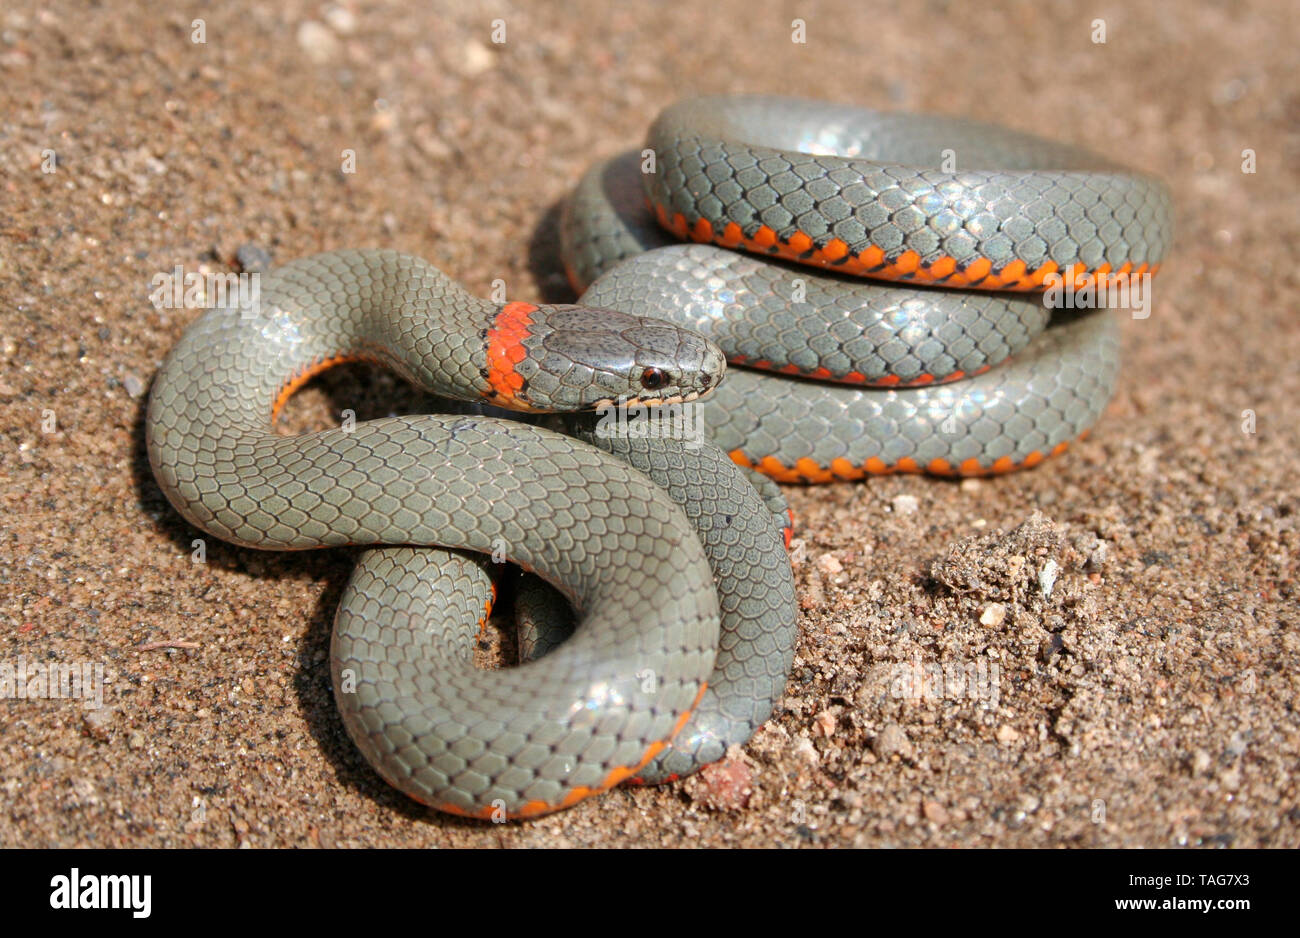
xmin=1 ymin=0 xmax=1296 ymax=848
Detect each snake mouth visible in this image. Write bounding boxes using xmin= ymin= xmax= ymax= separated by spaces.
xmin=591 ymin=389 xmax=708 ymax=411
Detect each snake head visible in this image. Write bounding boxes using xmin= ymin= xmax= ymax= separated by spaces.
xmin=515 ymin=305 xmax=726 ymax=412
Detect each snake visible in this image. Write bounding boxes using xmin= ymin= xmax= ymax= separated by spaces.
xmin=146 ymin=95 xmax=1171 ymax=818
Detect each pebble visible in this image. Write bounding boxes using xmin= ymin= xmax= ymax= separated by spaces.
xmin=297 ymin=21 xmax=340 ymax=63
xmin=685 ymin=754 xmax=753 ymax=811
xmin=891 ymin=493 xmax=919 ymax=515
xmin=323 ymin=5 xmax=356 ymax=34
xmin=459 ymin=40 xmax=495 ymax=76
xmin=816 ymin=553 xmax=843 ymax=576
xmin=923 ymin=800 xmax=949 ymax=824
xmin=980 ymin=603 xmax=1007 ymax=627
xmin=1226 ymin=731 xmax=1247 ymax=757
xmin=235 ymin=243 xmax=273 ymax=273
xmin=814 ymin=707 xmax=838 ymax=737
xmin=873 ymin=723 xmax=913 ymax=760
xmin=996 ymin=724 xmax=1020 ymax=745
xmin=1038 ymin=559 xmax=1059 ymax=597
xmin=792 ymin=733 xmax=820 ymax=765
xmin=123 ymin=373 xmax=146 ymax=398
xmin=83 ymin=708 xmax=114 ymax=741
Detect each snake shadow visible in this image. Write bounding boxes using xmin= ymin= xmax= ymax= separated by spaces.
xmin=526 ymin=198 xmax=579 ymax=305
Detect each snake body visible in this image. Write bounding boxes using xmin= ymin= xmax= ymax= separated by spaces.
xmin=147 ymin=95 xmax=1171 ymax=817
xmin=561 ymin=95 xmax=1170 ymax=479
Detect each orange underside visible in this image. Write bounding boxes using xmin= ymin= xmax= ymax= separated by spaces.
xmin=474 ymin=581 xmax=499 ymax=641
xmin=652 ymin=201 xmax=1159 ymax=293
xmin=271 ymin=353 xmax=380 ymax=423
xmin=431 ymin=680 xmax=710 ymax=820
xmin=732 ymin=437 xmax=1083 ymax=484
xmin=730 ymin=354 xmax=992 ymax=388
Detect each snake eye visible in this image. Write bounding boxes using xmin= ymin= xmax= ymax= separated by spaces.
xmin=640 ymin=367 xmax=669 ymax=391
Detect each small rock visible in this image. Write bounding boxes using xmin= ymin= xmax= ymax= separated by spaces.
xmin=792 ymin=733 xmax=820 ymax=765
xmin=1039 ymin=633 xmax=1064 ymax=661
xmin=83 ymin=708 xmax=114 ymax=741
xmin=128 ymin=732 xmax=145 ymax=751
xmin=816 ymin=553 xmax=843 ymax=576
xmin=458 ymin=39 xmax=495 ymax=76
xmin=980 ymin=603 xmax=1007 ymax=627
xmin=1190 ymin=749 xmax=1211 ymax=774
xmin=873 ymin=723 xmax=913 ymax=760
xmin=413 ymin=125 xmax=453 ymax=160
xmin=323 ymin=4 xmax=356 ymax=34
xmin=891 ymin=494 xmax=919 ymax=515
xmin=1219 ymin=767 xmax=1241 ymax=791
xmin=297 ymin=21 xmax=340 ymax=63
xmin=123 ymin=373 xmax=146 ymax=398
xmin=1038 ymin=559 xmax=1059 ymax=597
xmin=235 ymin=243 xmax=273 ymax=273
xmin=1226 ymin=731 xmax=1247 ymax=757
xmin=68 ymin=777 xmax=98 ymax=806
xmin=923 ymin=800 xmax=949 ymax=825
xmin=684 ymin=751 xmax=753 ymax=811
xmin=996 ymin=724 xmax=1020 ymax=745
xmin=813 ymin=707 xmax=838 ymax=738
xmin=370 ymin=106 xmax=396 ymax=133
